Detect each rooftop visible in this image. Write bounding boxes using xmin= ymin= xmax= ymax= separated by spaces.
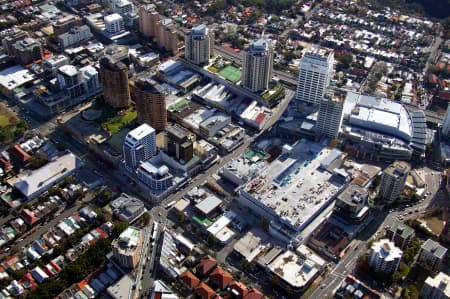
xmin=268 ymin=250 xmax=319 ymax=289
xmin=237 ymin=140 xmax=344 ymax=229
xmin=11 ymin=152 xmax=81 ymax=199
xmin=233 ymin=228 xmax=271 ymax=262
xmin=388 ymin=221 xmax=414 ymax=239
xmin=113 ymin=226 xmax=141 ymax=254
xmin=422 ymin=239 xmax=448 ymax=259
xmin=384 ymin=161 xmax=411 ymax=177
xmin=195 ymin=194 xmax=222 ymax=215
xmin=371 ymin=239 xmax=403 ymax=262
xmin=0 ymin=65 xmax=36 ymax=91
xmin=424 ymin=272 xmax=450 ymax=297
xmin=126 ymin=123 xmax=155 ymax=143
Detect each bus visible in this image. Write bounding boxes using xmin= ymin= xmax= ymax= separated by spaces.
xmin=165 ymin=200 xmax=176 ymax=209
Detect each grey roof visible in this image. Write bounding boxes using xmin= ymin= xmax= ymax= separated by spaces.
xmin=195 ymin=194 xmax=222 ymax=215
xmin=422 ymin=239 xmax=448 ymax=259
xmin=389 ymin=221 xmax=414 ymax=239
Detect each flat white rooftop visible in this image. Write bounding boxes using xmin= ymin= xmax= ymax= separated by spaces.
xmin=0 ymin=66 xmax=36 ymax=92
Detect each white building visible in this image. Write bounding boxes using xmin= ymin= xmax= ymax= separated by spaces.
xmin=241 ymin=39 xmax=273 ymax=92
xmin=422 ymin=272 xmax=450 ymax=299
xmin=123 ymin=123 xmax=157 ymax=170
xmin=42 ymin=54 xmax=69 ymax=75
xmin=369 ymin=239 xmax=403 ymax=274
xmin=136 ymin=161 xmax=173 ymax=191
xmin=316 ymin=91 xmax=345 ymax=138
xmin=442 ymin=103 xmax=450 ymax=137
xmin=58 ymin=25 xmax=92 ymax=50
xmin=57 ymin=64 xmax=100 ymax=99
xmin=104 ymin=13 xmax=124 ymax=34
xmin=295 ymin=48 xmax=334 ymax=106
xmin=185 ymin=24 xmax=213 ymax=65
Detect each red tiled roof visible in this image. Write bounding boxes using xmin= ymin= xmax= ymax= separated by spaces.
xmin=195 ymin=255 xmax=217 ymax=277
xmin=209 ymin=267 xmax=232 ymax=290
xmin=229 ymin=281 xmax=249 ymax=298
xmin=195 ymin=282 xmax=216 ymax=299
xmin=9 ymin=145 xmax=30 ymax=163
xmin=21 ymin=209 xmax=39 ymax=225
xmin=244 ymin=288 xmax=265 ymax=299
xmin=255 ymin=113 xmax=266 ymax=124
xmin=0 ymin=158 xmax=12 ymax=171
xmin=178 ymin=271 xmax=200 ymax=289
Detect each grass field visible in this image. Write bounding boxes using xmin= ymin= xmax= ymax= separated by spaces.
xmin=0 ymin=104 xmax=18 ymax=128
xmin=218 ymin=65 xmax=241 ymax=83
xmin=424 ymin=216 xmax=445 ymax=235
xmin=168 ymin=98 xmax=189 ymax=112
xmin=100 ymin=107 xmax=137 ymax=135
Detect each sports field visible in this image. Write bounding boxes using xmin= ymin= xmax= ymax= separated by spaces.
xmin=218 ymin=65 xmax=241 ymax=84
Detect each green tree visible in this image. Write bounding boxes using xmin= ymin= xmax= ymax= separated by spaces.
xmin=402 ymin=284 xmax=419 ymax=299
xmin=337 ymin=53 xmax=354 ymax=70
xmin=112 ymin=222 xmax=129 ymax=238
xmin=30 ymin=152 xmax=49 ymax=169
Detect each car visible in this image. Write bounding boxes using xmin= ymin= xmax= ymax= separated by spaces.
xmin=158 ymin=212 xmax=161 ymax=216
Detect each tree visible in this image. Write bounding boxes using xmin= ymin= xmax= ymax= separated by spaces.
xmin=402 ymin=284 xmax=419 ymax=299
xmin=403 ymin=237 xmax=422 ymax=265
xmin=30 ymin=152 xmax=49 ymax=170
xmin=337 ymin=53 xmax=354 ymax=70
xmin=142 ymin=212 xmax=151 ymax=226
xmin=112 ymin=222 xmax=129 ymax=238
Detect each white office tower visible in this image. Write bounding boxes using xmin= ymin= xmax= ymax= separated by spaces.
xmin=421 ymin=272 xmax=450 ymax=299
xmin=185 ymin=24 xmax=213 ymax=65
xmin=368 ymin=239 xmax=403 ymax=274
xmin=105 ymin=13 xmax=124 ymax=34
xmin=316 ymin=90 xmax=345 ymax=138
xmin=241 ymin=39 xmax=273 ymax=92
xmin=295 ymin=48 xmax=334 ymax=106
xmin=123 ymin=123 xmax=156 ymax=170
xmin=442 ymin=103 xmax=450 ymax=136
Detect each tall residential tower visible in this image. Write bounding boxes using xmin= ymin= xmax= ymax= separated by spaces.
xmin=185 ymin=24 xmax=214 ymax=65
xmin=99 ymin=56 xmax=131 ymax=109
xmin=241 ymin=39 xmax=273 ymax=93
xmin=316 ymin=90 xmax=345 ymax=139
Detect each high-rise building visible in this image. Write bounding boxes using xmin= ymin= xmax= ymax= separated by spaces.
xmin=57 ymin=65 xmax=100 ymax=99
xmin=241 ymin=39 xmax=273 ymax=92
xmin=138 ymin=4 xmax=159 ymax=37
xmin=295 ymin=48 xmax=334 ymax=106
xmin=123 ymin=123 xmax=156 ymax=170
xmin=418 ymin=239 xmax=448 ymax=272
xmin=99 ymin=56 xmax=131 ymax=109
xmin=112 ymin=226 xmax=142 ymax=269
xmin=379 ymin=161 xmax=410 ymax=202
xmin=386 ymin=221 xmax=414 ymax=250
xmin=421 ymin=272 xmax=450 ymax=299
xmin=368 ymin=239 xmax=403 ymax=274
xmin=138 ymin=5 xmax=181 ymax=54
xmin=130 ymin=77 xmax=167 ymax=132
xmin=442 ymin=103 xmax=450 ymax=136
xmin=316 ymin=90 xmax=345 ymax=138
xmin=185 ymin=24 xmax=213 ymax=65
xmin=165 ymin=124 xmax=194 ymax=164
xmin=104 ymin=13 xmax=124 ymax=34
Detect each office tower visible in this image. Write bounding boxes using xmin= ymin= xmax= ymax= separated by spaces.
xmin=58 ymin=25 xmax=93 ymax=50
xmin=316 ymin=90 xmax=345 ymax=138
xmin=442 ymin=103 xmax=450 ymax=136
xmin=123 ymin=123 xmax=156 ymax=170
xmin=165 ymin=124 xmax=194 ymax=164
xmin=130 ymin=78 xmax=167 ymax=132
xmin=57 ymin=65 xmax=85 ymax=99
xmin=104 ymin=13 xmax=124 ymax=34
xmin=138 ymin=4 xmax=159 ymax=37
xmin=185 ymin=24 xmax=214 ymax=65
xmin=111 ymin=226 xmax=142 ymax=269
xmin=99 ymin=56 xmax=131 ymax=108
xmin=379 ymin=161 xmax=411 ymax=202
xmin=241 ymin=39 xmax=273 ymax=92
xmin=421 ymin=272 xmax=450 ymax=299
xmin=295 ymin=48 xmax=334 ymax=106
xmin=368 ymin=239 xmax=403 ymax=274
